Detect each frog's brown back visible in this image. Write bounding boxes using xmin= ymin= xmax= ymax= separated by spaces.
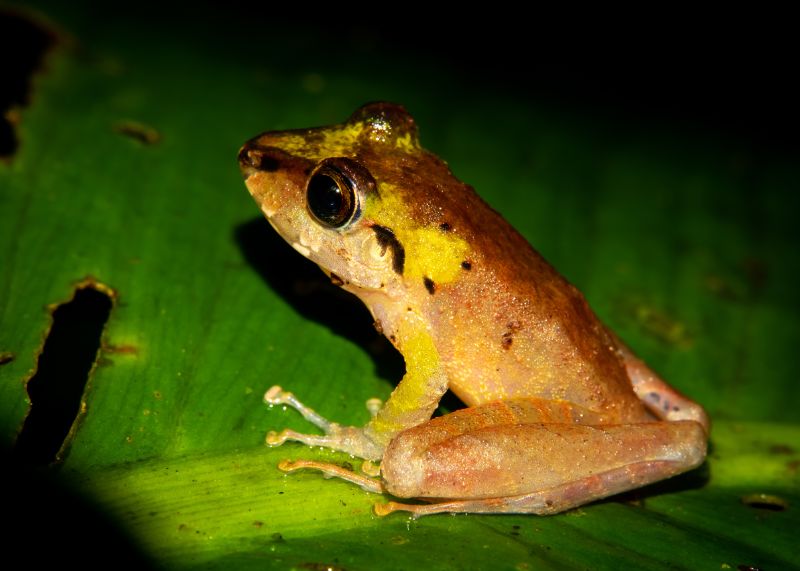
xmin=373 ymin=147 xmax=649 ymax=423
xmin=448 ymin=203 xmax=647 ymax=422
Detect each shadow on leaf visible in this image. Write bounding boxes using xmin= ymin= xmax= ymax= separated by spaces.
xmin=234 ymin=217 xmax=405 ymax=386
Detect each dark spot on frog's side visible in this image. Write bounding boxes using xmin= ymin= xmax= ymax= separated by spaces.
xmin=439 ymin=222 xmax=452 ymax=232
xmin=423 ymin=277 xmax=436 ymax=294
xmin=371 ymin=224 xmax=405 ymax=275
xmin=502 ymin=321 xmax=521 ymax=350
xmin=461 ymin=260 xmax=472 ymax=271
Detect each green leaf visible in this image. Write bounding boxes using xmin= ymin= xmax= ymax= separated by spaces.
xmin=2 ymin=3 xmax=798 ymax=570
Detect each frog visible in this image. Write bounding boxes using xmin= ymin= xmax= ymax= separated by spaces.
xmin=237 ymin=102 xmax=709 ymax=517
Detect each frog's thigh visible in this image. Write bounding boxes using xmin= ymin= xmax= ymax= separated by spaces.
xmin=618 ymin=344 xmax=710 ymax=433
xmin=380 ymin=415 xmax=706 ymax=515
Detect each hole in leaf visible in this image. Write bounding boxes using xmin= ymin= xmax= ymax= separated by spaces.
xmin=0 ymin=10 xmax=56 ymax=159
xmin=14 ymin=285 xmax=113 ymax=465
xmin=740 ymin=493 xmax=788 ymax=512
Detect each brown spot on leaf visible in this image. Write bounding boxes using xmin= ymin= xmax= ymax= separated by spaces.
xmin=103 ymin=344 xmax=138 ymax=355
xmin=741 ymin=493 xmax=788 ymax=511
xmin=114 ymin=120 xmax=162 ymax=145
xmin=768 ymin=444 xmax=795 ymax=455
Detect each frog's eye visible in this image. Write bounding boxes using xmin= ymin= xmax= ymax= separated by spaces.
xmin=306 ymin=158 xmax=374 ymax=229
xmin=307 ymin=169 xmax=355 ymax=228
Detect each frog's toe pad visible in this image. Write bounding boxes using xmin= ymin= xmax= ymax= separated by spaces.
xmin=277 ymin=459 xmax=302 ymax=472
xmin=266 ymin=429 xmax=290 ymax=446
xmin=365 ymin=398 xmax=382 ymax=416
xmin=263 ymin=385 xmax=288 ymax=405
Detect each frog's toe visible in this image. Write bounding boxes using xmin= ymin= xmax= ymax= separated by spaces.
xmin=365 ymin=398 xmax=382 ymax=416
xmin=361 ymin=459 xmax=381 ymax=477
xmin=266 ymin=429 xmax=291 ymax=446
xmin=263 ymin=385 xmax=287 ymax=405
xmin=277 ymin=459 xmax=384 ymax=493
xmin=264 ymin=385 xmax=335 ymax=431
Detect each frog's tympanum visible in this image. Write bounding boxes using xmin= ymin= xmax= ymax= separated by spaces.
xmin=238 ymin=103 xmax=709 ymax=517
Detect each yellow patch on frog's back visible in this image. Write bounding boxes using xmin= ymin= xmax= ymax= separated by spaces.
xmin=273 ymin=122 xmax=419 ymax=159
xmin=369 ymin=183 xmax=470 ymax=285
xmin=392 ymin=132 xmax=418 ymax=153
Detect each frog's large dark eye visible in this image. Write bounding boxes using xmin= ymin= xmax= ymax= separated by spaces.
xmin=307 ymin=170 xmax=354 ymax=228
xmin=306 ymin=158 xmax=375 ymax=229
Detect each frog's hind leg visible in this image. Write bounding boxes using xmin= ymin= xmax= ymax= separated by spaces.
xmin=616 ymin=345 xmax=710 ymax=433
xmin=375 ymin=458 xmax=690 ymax=517
xmin=376 ymin=399 xmax=707 ymax=516
xmin=278 ymin=459 xmax=384 ymax=494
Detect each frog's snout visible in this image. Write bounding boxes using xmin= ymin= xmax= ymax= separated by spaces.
xmin=238 ymin=144 xmax=269 ymax=179
xmin=238 ymin=140 xmax=305 ymax=180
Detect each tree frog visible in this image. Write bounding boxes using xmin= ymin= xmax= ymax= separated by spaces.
xmin=238 ymin=103 xmax=709 ymax=517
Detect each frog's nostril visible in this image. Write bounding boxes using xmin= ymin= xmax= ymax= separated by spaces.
xmin=238 ymin=144 xmax=282 ymax=176
xmin=256 ymin=154 xmax=280 ymax=172
xmin=238 ymin=146 xmax=257 ymax=170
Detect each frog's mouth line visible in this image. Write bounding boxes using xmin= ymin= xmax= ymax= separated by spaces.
xmin=257 ymin=202 xmax=276 ymax=220
xmin=259 ymin=214 xmax=313 ymax=258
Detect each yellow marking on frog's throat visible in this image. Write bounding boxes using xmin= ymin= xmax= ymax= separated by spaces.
xmin=368 ymin=184 xmax=470 ymax=284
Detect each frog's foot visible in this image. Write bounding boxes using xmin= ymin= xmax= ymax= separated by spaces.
xmin=264 ymin=385 xmax=384 ymax=460
xmin=614 ymin=338 xmax=710 ymax=433
xmin=278 ymin=459 xmax=384 ymax=494
xmin=264 ymin=385 xmax=334 ymax=432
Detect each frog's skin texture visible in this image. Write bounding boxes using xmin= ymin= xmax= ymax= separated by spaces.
xmin=238 ymin=103 xmax=709 ymax=517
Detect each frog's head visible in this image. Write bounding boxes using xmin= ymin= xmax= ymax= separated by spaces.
xmin=239 ymin=102 xmax=472 ymax=298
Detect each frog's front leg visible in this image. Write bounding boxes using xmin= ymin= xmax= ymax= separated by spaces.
xmin=265 ymin=323 xmax=449 ymax=461
xmin=264 ymin=385 xmax=385 ymax=461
